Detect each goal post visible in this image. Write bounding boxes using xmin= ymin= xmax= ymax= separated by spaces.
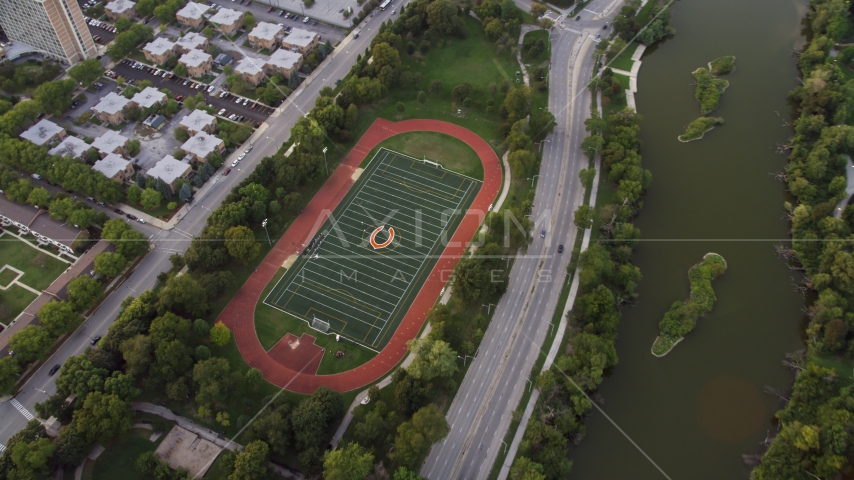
xmin=310 ymin=316 xmax=330 ymax=333
xmin=422 ymin=157 xmax=443 ymax=169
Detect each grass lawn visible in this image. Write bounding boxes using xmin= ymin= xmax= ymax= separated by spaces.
xmin=0 ymin=284 xmax=37 ymax=326
xmin=0 ymin=234 xmax=68 ymax=291
xmin=91 ymin=428 xmax=169 ymax=480
xmin=521 ymin=30 xmax=550 ymax=65
xmin=609 ymin=41 xmax=638 ymax=72
xmin=0 ymin=268 xmax=18 ymax=287
xmin=106 ymin=122 xmax=127 ymax=131
xmin=255 ymin=269 xmax=378 ymax=375
xmin=811 ymin=354 xmax=854 ymax=385
xmin=635 ymin=0 xmax=656 ymax=26
xmin=359 ymin=131 xmax=484 ymax=180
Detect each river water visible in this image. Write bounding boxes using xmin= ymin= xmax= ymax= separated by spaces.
xmin=567 ymin=0 xmax=809 ymax=478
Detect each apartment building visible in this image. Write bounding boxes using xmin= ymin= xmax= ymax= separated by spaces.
xmin=175 ymin=2 xmax=208 ymax=29
xmin=175 ymin=31 xmax=208 ymax=54
xmin=147 ymin=155 xmax=191 ymax=192
xmin=208 ymin=7 xmax=242 ymax=37
xmin=143 ymin=37 xmax=177 ymax=65
xmin=179 ymin=109 xmax=217 ymax=136
xmin=92 ymin=153 xmax=134 ymax=183
xmin=280 ymin=27 xmax=319 ymax=55
xmin=178 ymin=49 xmax=213 ymax=78
xmin=234 ymin=57 xmax=264 ymax=86
xmin=180 ymin=131 xmax=225 ymax=162
xmin=248 ymin=22 xmax=282 ymax=50
xmin=48 ymin=136 xmax=89 ymax=159
xmin=104 ymin=0 xmax=135 ymax=20
xmin=92 ymin=92 xmax=131 ymax=125
xmin=20 ymin=119 xmax=66 ymax=146
xmin=266 ymin=48 xmax=302 ymax=78
xmin=91 ymin=130 xmax=130 ymax=158
xmin=0 ymin=0 xmax=97 ymax=64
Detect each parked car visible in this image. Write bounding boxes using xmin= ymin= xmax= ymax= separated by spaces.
xmin=86 ymin=197 xmax=95 ymax=202
xmin=126 ymin=214 xmax=137 ymax=220
xmin=97 ymin=201 xmax=105 ymax=207
xmin=183 ymin=80 xmax=190 ymax=86
xmin=278 ymin=10 xmax=285 ymax=16
xmin=48 ymin=364 xmax=61 ymax=376
xmin=207 ymin=85 xmax=215 ymax=93
xmin=90 ymin=335 xmax=102 ymax=345
xmin=243 ymin=98 xmax=249 ymax=106
xmin=267 ymin=5 xmax=273 ymax=11
xmin=137 ymin=218 xmax=146 ymax=224
xmin=303 ymin=16 xmax=310 ymax=23
xmin=218 ymin=108 xmax=226 ymax=115
xmin=223 ymin=167 xmax=231 ymax=175
xmin=175 ymin=95 xmax=184 ymax=101
xmin=114 ymin=208 xmax=124 ymax=214
xmin=231 ymin=159 xmax=239 ymax=167
xmin=234 ymin=96 xmax=242 ymax=103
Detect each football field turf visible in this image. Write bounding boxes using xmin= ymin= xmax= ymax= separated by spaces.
xmin=263 ymin=148 xmax=481 ymax=350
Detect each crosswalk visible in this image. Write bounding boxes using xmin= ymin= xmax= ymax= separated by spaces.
xmin=0 ymin=443 xmax=5 ymax=453
xmin=10 ymin=399 xmax=34 ymax=421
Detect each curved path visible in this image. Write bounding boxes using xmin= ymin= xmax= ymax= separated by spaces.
xmin=219 ymin=118 xmax=502 ymax=393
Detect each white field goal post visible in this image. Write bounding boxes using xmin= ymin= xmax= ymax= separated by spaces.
xmin=310 ymin=316 xmax=330 ymax=333
xmin=422 ymin=157 xmax=443 ymax=169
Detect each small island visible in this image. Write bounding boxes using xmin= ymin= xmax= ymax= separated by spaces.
xmin=693 ymin=67 xmax=730 ymax=115
xmin=678 ymin=117 xmax=724 ymax=142
xmin=651 ymin=253 xmax=728 ymax=357
xmin=709 ymin=56 xmax=737 ymax=75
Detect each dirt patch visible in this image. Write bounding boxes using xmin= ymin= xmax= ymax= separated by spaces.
xmin=267 ymin=333 xmax=323 ymax=374
xmin=154 ymin=426 xmax=222 ymax=478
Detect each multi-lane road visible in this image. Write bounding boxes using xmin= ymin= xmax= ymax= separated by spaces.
xmin=421 ymin=2 xmax=620 ymax=479
xmin=0 ymin=3 xmax=405 ymax=448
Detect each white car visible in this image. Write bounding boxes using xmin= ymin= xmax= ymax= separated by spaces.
xmin=137 ymin=218 xmax=146 ymax=224
xmin=303 ymin=16 xmax=310 ymax=23
xmin=207 ymin=85 xmax=215 ymax=93
xmin=231 ymin=159 xmax=239 ymax=167
xmin=238 ymin=153 xmax=246 ymax=160
xmin=234 ymin=97 xmax=242 ymax=103
xmin=218 ymin=108 xmax=226 ymax=115
xmin=162 ymin=71 xmax=169 ymax=77
xmin=243 ymin=98 xmax=249 ymax=106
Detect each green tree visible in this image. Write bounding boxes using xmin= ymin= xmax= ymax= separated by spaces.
xmin=417 ymin=90 xmax=427 ymax=105
xmin=127 ymin=184 xmax=143 ymax=204
xmin=68 ymin=58 xmax=105 ymax=86
xmin=37 ymin=300 xmax=76 ymax=336
xmin=573 ymin=205 xmax=594 ymax=229
xmin=323 ymin=442 xmax=373 ymax=480
xmin=34 ymin=79 xmax=76 ymax=115
xmin=140 ymin=187 xmax=162 ymax=210
xmin=55 ymin=354 xmax=107 ymax=398
xmin=67 ymin=276 xmax=104 ymax=311
xmin=73 ymin=392 xmax=133 ymax=443
xmin=396 ymin=101 xmax=406 ymax=113
xmin=127 ymin=139 xmax=141 ymax=157
xmin=68 ymin=208 xmax=97 ymax=229
xmin=120 ymin=334 xmax=152 ymax=376
xmin=391 ymin=404 xmax=449 ymax=469
xmin=228 ymin=440 xmax=270 ymax=480
xmin=0 ymin=356 xmax=22 ymax=395
xmin=26 ymin=187 xmax=49 ymax=207
xmin=426 ymin=0 xmax=459 ymax=36
xmin=210 ymin=321 xmax=232 ymax=347
xmin=406 ymin=337 xmax=458 ymax=381
xmin=94 ymin=251 xmax=127 ymax=279
xmin=429 ymin=79 xmax=443 ymax=95
xmin=193 ymin=318 xmax=211 ymax=337
xmin=174 ymin=63 xmax=188 ymax=78
xmin=157 ymin=273 xmax=209 ymax=317
xmin=224 ymin=225 xmax=260 ymax=264
xmin=510 ymin=456 xmax=547 ymax=480
xmin=193 ymin=356 xmax=234 ymax=407
xmin=243 ymin=12 xmax=257 ymax=30
xmin=453 ymin=243 xmax=508 ymax=302
xmin=9 ymin=325 xmax=51 ymax=362
xmin=8 ymin=437 xmax=54 ymax=480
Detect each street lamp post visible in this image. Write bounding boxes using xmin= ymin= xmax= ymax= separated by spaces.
xmin=262 ymin=219 xmax=272 ymax=246
xmin=322 ymin=146 xmax=329 ymax=176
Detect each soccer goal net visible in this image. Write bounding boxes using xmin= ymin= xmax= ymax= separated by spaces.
xmin=310 ymin=317 xmax=330 ymax=333
xmin=422 ymin=157 xmax=443 ymax=169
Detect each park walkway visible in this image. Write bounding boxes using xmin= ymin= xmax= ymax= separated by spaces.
xmin=219 ymin=119 xmax=502 ymax=394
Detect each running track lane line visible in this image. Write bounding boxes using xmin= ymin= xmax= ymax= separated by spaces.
xmin=218 ymin=118 xmax=503 ymax=393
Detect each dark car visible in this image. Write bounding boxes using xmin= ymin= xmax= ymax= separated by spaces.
xmin=558 ymin=244 xmax=564 ymax=253
xmin=278 ymin=9 xmax=285 ymax=16
xmin=575 ymin=15 xmax=580 ymax=20
xmin=90 ymin=335 xmax=102 ymax=345
xmin=540 ymin=229 xmax=546 ymax=238
xmin=126 ymin=213 xmax=138 ymax=220
xmin=223 ymin=167 xmax=231 ymax=176
xmin=114 ymin=208 xmax=124 ymax=214
xmin=48 ymin=364 xmax=61 ymax=376
xmin=603 ymin=23 xmax=608 ymax=29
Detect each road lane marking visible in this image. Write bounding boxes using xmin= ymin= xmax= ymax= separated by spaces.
xmin=10 ymin=399 xmax=34 ymax=421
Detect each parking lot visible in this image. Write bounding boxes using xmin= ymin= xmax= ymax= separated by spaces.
xmin=113 ymin=63 xmax=274 ymax=123
xmin=76 ymin=0 xmax=117 ymax=45
xmin=231 ymin=1 xmax=349 ymax=40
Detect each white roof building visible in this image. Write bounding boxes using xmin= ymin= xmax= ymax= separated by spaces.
xmin=209 ymin=7 xmax=242 ymax=26
xmin=48 ymin=136 xmax=89 ymax=158
xmin=143 ymin=37 xmax=176 ymax=57
xmin=105 ymin=0 xmax=135 ymax=15
xmin=267 ymin=49 xmax=302 ymax=71
xmin=131 ymin=86 xmax=167 ymax=109
xmin=179 ymin=49 xmax=212 ymax=69
xmin=176 ymin=32 xmax=208 ymax=52
xmin=179 ymin=109 xmax=216 ymax=132
xmin=93 ymin=92 xmax=132 ymax=116
xmin=20 ymin=119 xmax=64 ymax=146
xmin=285 ymin=27 xmax=318 ymax=50
xmin=147 ymin=155 xmax=191 ymax=185
xmin=91 ymin=130 xmax=130 ymax=156
xmin=175 ymin=2 xmax=209 ymax=20
xmin=93 ymin=153 xmax=132 ymax=179
xmin=181 ymin=131 xmax=221 ymax=159
xmin=249 ymin=22 xmax=283 ymax=43
xmin=234 ymin=56 xmax=263 ymax=76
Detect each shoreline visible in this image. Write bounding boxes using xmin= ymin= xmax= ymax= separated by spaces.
xmin=678 ymin=117 xmax=724 ymax=143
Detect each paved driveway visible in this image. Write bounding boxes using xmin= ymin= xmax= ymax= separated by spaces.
xmin=66 ymin=80 xmax=117 ymax=120
xmin=113 ymin=63 xmax=273 ymax=122
xmin=219 ymin=0 xmax=351 ymax=36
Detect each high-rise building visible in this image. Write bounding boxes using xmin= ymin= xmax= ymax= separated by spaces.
xmin=0 ymin=0 xmax=96 ymax=64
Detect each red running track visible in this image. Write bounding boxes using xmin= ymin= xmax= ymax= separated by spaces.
xmin=219 ymin=118 xmax=502 ymax=393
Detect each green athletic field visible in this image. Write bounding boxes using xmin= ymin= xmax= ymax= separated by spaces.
xmin=263 ymin=148 xmax=481 ymax=351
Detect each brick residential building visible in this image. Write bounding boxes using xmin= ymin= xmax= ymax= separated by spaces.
xmin=248 ymin=22 xmax=283 ymax=50
xmin=91 ymin=130 xmax=130 ymax=158
xmin=234 ymin=57 xmax=265 ymax=86
xmin=265 ymin=48 xmax=302 ymax=78
xmin=143 ymin=37 xmax=177 ymax=65
xmin=175 ymin=31 xmax=208 ymax=54
xmin=147 ymin=155 xmax=192 ymax=192
xmin=92 ymin=92 xmax=131 ymax=125
xmin=179 ymin=109 xmax=217 ymax=136
xmin=131 ymin=86 xmax=167 ymax=111
xmin=180 ymin=131 xmax=225 ymax=162
xmin=48 ymin=136 xmax=89 ymax=159
xmin=92 ymin=153 xmax=134 ymax=183
xmin=20 ymin=119 xmax=66 ymax=146
xmin=175 ymin=2 xmax=208 ymax=29
xmin=179 ymin=49 xmax=213 ymax=78
xmin=0 ymin=0 xmax=97 ymax=64
xmin=280 ymin=27 xmax=319 ymax=55
xmin=208 ymin=7 xmax=242 ymax=37
xmin=104 ymin=0 xmax=135 ymax=20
